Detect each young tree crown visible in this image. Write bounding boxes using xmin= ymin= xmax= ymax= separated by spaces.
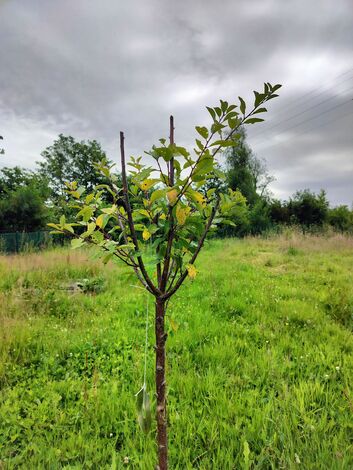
xmin=49 ymin=83 xmax=281 ymax=299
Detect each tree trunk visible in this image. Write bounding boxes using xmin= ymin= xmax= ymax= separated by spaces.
xmin=155 ymin=298 xmax=168 ymax=469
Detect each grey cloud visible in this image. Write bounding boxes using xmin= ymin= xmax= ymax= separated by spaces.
xmin=0 ymin=0 xmax=352 ymax=204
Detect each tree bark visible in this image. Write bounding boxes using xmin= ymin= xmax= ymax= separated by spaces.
xmin=155 ymin=297 xmax=168 ymax=469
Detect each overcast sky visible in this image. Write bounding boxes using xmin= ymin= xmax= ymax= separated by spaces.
xmin=1 ymin=0 xmax=352 ymax=205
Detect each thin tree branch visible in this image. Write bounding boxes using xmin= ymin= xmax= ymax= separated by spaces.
xmin=115 ymin=212 xmax=154 ymax=293
xmin=60 ymin=228 xmax=136 ymax=268
xmin=120 ymin=131 xmax=160 ymax=296
xmin=162 ymin=199 xmax=220 ymax=300
xmin=174 ymin=99 xmax=269 ymax=207
xmin=160 ymin=117 xmax=175 ymax=292
xmin=169 ymin=115 xmax=175 ymax=186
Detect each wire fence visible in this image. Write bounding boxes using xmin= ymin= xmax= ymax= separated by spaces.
xmin=0 ymin=231 xmax=66 ymax=253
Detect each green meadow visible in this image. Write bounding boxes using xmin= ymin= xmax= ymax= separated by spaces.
xmin=0 ymin=233 xmax=352 ymax=469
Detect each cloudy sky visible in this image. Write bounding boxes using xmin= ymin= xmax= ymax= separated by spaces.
xmin=1 ymin=0 xmax=352 ymax=205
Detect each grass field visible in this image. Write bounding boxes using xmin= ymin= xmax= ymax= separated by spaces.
xmin=0 ymin=233 xmax=352 ymax=469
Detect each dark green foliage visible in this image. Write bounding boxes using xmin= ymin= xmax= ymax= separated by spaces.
xmin=0 ymin=186 xmax=49 ymax=232
xmin=288 ymin=189 xmax=329 ymax=227
xmin=269 ymin=199 xmax=291 ymax=224
xmin=248 ymin=199 xmax=272 ymax=235
xmin=226 ymin=127 xmax=274 ymax=206
xmin=0 ymin=167 xmax=51 ymax=233
xmin=226 ymin=128 xmax=258 ymax=206
xmin=0 ymin=166 xmax=49 ymax=198
xmin=328 ymin=205 xmax=353 ymax=233
xmin=38 ymin=134 xmax=113 ymax=215
xmin=222 ymin=128 xmax=275 ymax=236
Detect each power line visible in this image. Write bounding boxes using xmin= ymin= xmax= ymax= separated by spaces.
xmin=251 ymin=84 xmax=353 ymax=142
xmin=264 ymin=67 xmax=353 ymax=117
xmin=250 ymin=68 xmax=353 ymax=139
xmin=251 ymin=101 xmax=353 ymax=153
xmin=252 ymin=97 xmax=353 ymax=148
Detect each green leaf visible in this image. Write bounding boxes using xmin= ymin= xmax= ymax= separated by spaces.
xmin=183 ymin=158 xmax=194 ymax=169
xmin=77 ymin=206 xmax=94 ymax=222
xmin=228 ymin=117 xmax=241 ymax=129
xmin=239 ymin=96 xmax=246 ymax=115
xmin=244 ymin=117 xmax=264 ymax=124
xmin=206 ymin=106 xmax=216 ymax=121
xmin=136 ymin=385 xmax=152 ymax=433
xmin=82 ymin=222 xmax=96 ymax=238
xmin=63 ymin=224 xmax=74 ymax=234
xmin=71 ymin=238 xmax=84 ymax=249
xmin=186 ymin=189 xmax=206 ymax=208
xmin=60 ymin=215 xmax=66 ymax=227
xmin=47 ymin=223 xmax=61 ymax=230
xmin=102 ymin=252 xmax=114 ymax=264
xmin=220 ymin=219 xmax=236 ymax=227
xmin=148 ymin=224 xmax=159 ymax=234
xmin=91 ymin=231 xmax=104 ymax=244
xmin=169 ymin=317 xmax=179 ymax=333
xmin=213 ymin=168 xmax=226 ymax=179
xmin=210 ymin=140 xmax=238 ymax=147
xmin=195 ymin=139 xmax=204 ymax=151
xmin=174 ymin=146 xmax=189 ymax=158
xmin=192 ymin=156 xmax=213 ymax=179
xmin=195 ymin=126 xmax=209 ymax=139
xmin=140 ymin=179 xmax=159 ymax=191
xmin=227 ymin=104 xmax=237 ymax=112
xmin=225 ymin=111 xmax=238 ymax=120
xmin=96 ymin=213 xmax=110 ymax=229
xmin=85 ymin=193 xmax=95 ymax=204
xmin=266 ymin=94 xmax=279 ymax=100
xmin=76 ymin=186 xmax=86 ymax=197
xmin=220 ymin=99 xmax=228 ymax=113
xmin=252 ymin=107 xmax=267 ymax=114
xmin=254 ymin=91 xmax=265 ymax=107
xmin=150 ymin=189 xmax=166 ymax=204
xmin=101 ymin=205 xmax=117 ymax=215
xmin=211 ymin=122 xmax=225 ymax=134
xmin=272 ymin=83 xmax=282 ymax=92
xmin=136 ymin=209 xmax=150 ymax=218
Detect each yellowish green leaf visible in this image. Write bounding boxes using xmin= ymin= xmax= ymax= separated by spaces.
xmin=167 ymin=189 xmax=178 ymax=205
xmin=142 ymin=228 xmax=151 ymax=241
xmin=140 ymin=179 xmax=159 ymax=191
xmin=176 ymin=206 xmax=191 ymax=225
xmin=186 ymin=263 xmax=197 ymax=279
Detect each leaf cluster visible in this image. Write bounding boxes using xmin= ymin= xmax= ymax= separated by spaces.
xmin=49 ymin=83 xmax=281 ymax=298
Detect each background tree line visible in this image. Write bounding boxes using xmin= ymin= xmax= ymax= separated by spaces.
xmin=0 ymin=132 xmax=352 ymax=235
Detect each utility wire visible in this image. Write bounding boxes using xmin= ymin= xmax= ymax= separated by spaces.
xmin=251 ymin=84 xmax=353 ymax=141
xmin=259 ymin=68 xmax=353 ymax=120
xmin=252 ymin=102 xmax=353 ymax=152
xmin=250 ymin=68 xmax=353 ymax=139
xmin=251 ymin=97 xmax=353 ymax=149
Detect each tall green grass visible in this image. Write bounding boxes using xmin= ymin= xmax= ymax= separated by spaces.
xmin=0 ymin=234 xmax=352 ymax=469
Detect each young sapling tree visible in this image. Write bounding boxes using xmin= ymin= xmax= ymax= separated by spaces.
xmin=49 ymin=82 xmax=281 ymax=470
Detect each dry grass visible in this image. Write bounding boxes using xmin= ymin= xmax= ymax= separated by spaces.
xmin=248 ymin=229 xmax=353 ymax=253
xmin=0 ymin=248 xmax=95 ymax=273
